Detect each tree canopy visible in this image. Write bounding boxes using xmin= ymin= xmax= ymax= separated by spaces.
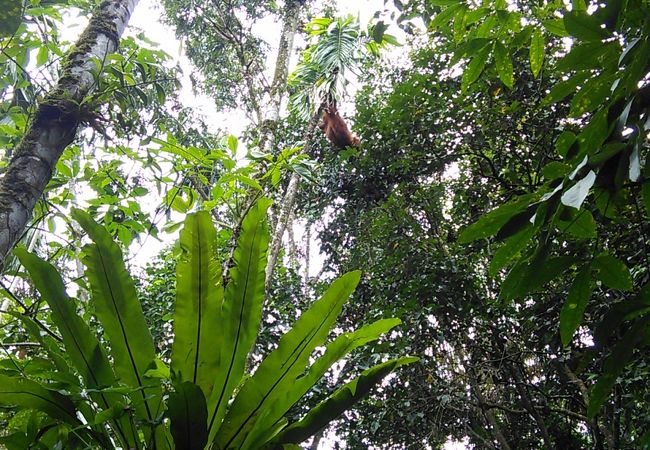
xmin=0 ymin=0 xmax=648 ymax=448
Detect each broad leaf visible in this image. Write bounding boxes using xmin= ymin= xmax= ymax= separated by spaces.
xmin=0 ymin=374 xmax=79 ymax=425
xmin=215 ymin=271 xmax=362 ymax=449
xmin=494 ymin=41 xmax=513 ymax=89
xmin=206 ymin=199 xmax=271 ymax=441
xmin=560 ymin=267 xmax=592 ymax=346
xmin=489 ymin=225 xmax=534 ymax=277
xmin=564 ymin=11 xmax=610 ymax=42
xmin=555 ymin=208 xmax=597 ymax=238
xmin=461 ymin=46 xmax=490 ymax=90
xmin=241 ymin=318 xmax=401 ymax=449
xmin=529 ymin=29 xmax=544 ymax=77
xmin=274 ymin=357 xmax=418 ymax=445
xmin=168 ymin=382 xmax=208 ymax=450
xmin=593 ymin=253 xmax=633 ymax=291
xmin=500 ymin=254 xmax=575 ymax=301
xmin=15 ymin=248 xmax=138 ymax=449
xmin=171 ymin=211 xmax=223 ymax=399
xmin=72 ymin=209 xmax=167 ymax=446
xmin=542 ymin=71 xmax=590 ymax=105
xmin=569 ymin=73 xmax=613 ymax=117
xmin=458 ymin=194 xmax=534 ymax=243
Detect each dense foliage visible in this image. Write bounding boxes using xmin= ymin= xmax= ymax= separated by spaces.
xmin=0 ymin=0 xmax=648 ymax=448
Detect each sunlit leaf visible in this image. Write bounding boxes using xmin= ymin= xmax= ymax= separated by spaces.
xmin=529 ymin=29 xmax=544 ymax=78
xmin=494 ymin=41 xmax=514 ymax=89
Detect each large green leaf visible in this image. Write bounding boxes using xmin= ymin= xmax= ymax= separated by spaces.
xmin=569 ymin=73 xmax=613 ymax=117
xmin=206 ymin=199 xmax=271 ymax=441
xmin=171 ymin=211 xmax=223 ymax=399
xmin=542 ymin=71 xmax=590 ymax=105
xmin=458 ymin=194 xmax=534 ymax=243
xmin=274 ymin=357 xmax=418 ymax=445
xmin=15 ymin=248 xmax=138 ymax=449
xmin=488 ymin=225 xmax=534 ymax=276
xmin=0 ymin=374 xmax=80 ymax=425
xmin=559 ymin=266 xmax=592 ymax=346
xmin=529 ymin=29 xmax=544 ymax=77
xmin=593 ymin=253 xmax=633 ymax=291
xmin=72 ymin=209 xmax=167 ymax=447
xmin=215 ymin=271 xmax=362 ymax=449
xmin=494 ymin=41 xmax=514 ymax=89
xmin=168 ymin=382 xmax=208 ymax=450
xmin=563 ymin=11 xmax=610 ymax=42
xmin=461 ymin=45 xmax=490 ymax=90
xmin=244 ymin=318 xmax=402 ymax=449
xmin=500 ymin=253 xmax=575 ymax=301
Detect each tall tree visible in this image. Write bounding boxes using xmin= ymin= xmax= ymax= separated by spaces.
xmin=0 ymin=0 xmax=139 ymax=265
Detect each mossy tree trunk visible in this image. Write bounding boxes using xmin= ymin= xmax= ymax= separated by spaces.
xmin=0 ymin=0 xmax=138 ymax=266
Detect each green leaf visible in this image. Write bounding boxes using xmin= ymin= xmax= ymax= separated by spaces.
xmin=542 ymin=161 xmax=571 ymax=180
xmin=245 ymin=319 xmax=401 ymax=448
xmin=569 ymin=74 xmax=613 ymax=117
xmin=227 ymin=135 xmax=238 ymax=154
xmin=542 ymin=71 xmax=590 ymax=105
xmin=563 ymin=11 xmax=610 ymax=42
xmin=461 ymin=46 xmax=490 ymax=90
xmin=458 ymin=194 xmax=534 ymax=243
xmin=555 ymin=208 xmax=597 ymax=238
xmin=500 ymin=254 xmax=575 ymax=301
xmin=0 ymin=0 xmax=21 ymax=36
xmin=171 ymin=212 xmax=223 ymax=399
xmin=560 ymin=267 xmax=592 ymax=346
xmin=168 ymin=382 xmax=208 ymax=450
xmin=71 ymin=209 xmax=167 ymax=446
xmin=429 ymin=3 xmax=463 ymax=30
xmin=15 ymin=248 xmax=138 ymax=449
xmin=496 ymin=205 xmax=536 ymax=241
xmin=372 ymin=20 xmax=388 ymax=43
xmin=36 ymin=45 xmax=48 ymax=66
xmin=555 ymin=131 xmax=577 ymax=158
xmin=542 ymin=18 xmax=568 ymax=37
xmin=489 ymin=225 xmax=534 ymax=277
xmin=274 ymin=357 xmax=418 ymax=445
xmin=529 ymin=29 xmax=544 ymax=78
xmin=593 ymin=253 xmax=633 ymax=291
xmin=215 ymin=272 xmax=365 ymax=449
xmin=0 ymin=374 xmax=79 ymax=425
xmin=260 ymin=318 xmax=402 ymax=435
xmin=206 ymin=199 xmax=271 ymax=442
xmin=494 ymin=41 xmax=514 ymax=89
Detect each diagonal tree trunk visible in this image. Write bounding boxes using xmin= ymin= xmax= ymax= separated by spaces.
xmin=0 ymin=0 xmax=139 ymax=266
xmin=264 ymin=111 xmax=320 ymax=291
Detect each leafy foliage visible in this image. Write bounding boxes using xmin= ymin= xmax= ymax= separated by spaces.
xmin=1 ymin=206 xmax=412 ymax=449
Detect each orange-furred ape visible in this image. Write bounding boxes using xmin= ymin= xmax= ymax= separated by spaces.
xmin=318 ymin=103 xmax=360 ymax=149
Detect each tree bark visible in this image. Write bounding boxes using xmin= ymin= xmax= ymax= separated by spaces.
xmin=0 ymin=0 xmax=138 ymax=266
xmin=264 ymin=111 xmax=321 ymax=291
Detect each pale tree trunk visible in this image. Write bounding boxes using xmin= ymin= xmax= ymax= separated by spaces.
xmin=224 ymin=0 xmax=303 ymax=283
xmin=0 ymin=0 xmax=139 ymax=267
xmin=264 ymin=111 xmax=320 ymax=291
